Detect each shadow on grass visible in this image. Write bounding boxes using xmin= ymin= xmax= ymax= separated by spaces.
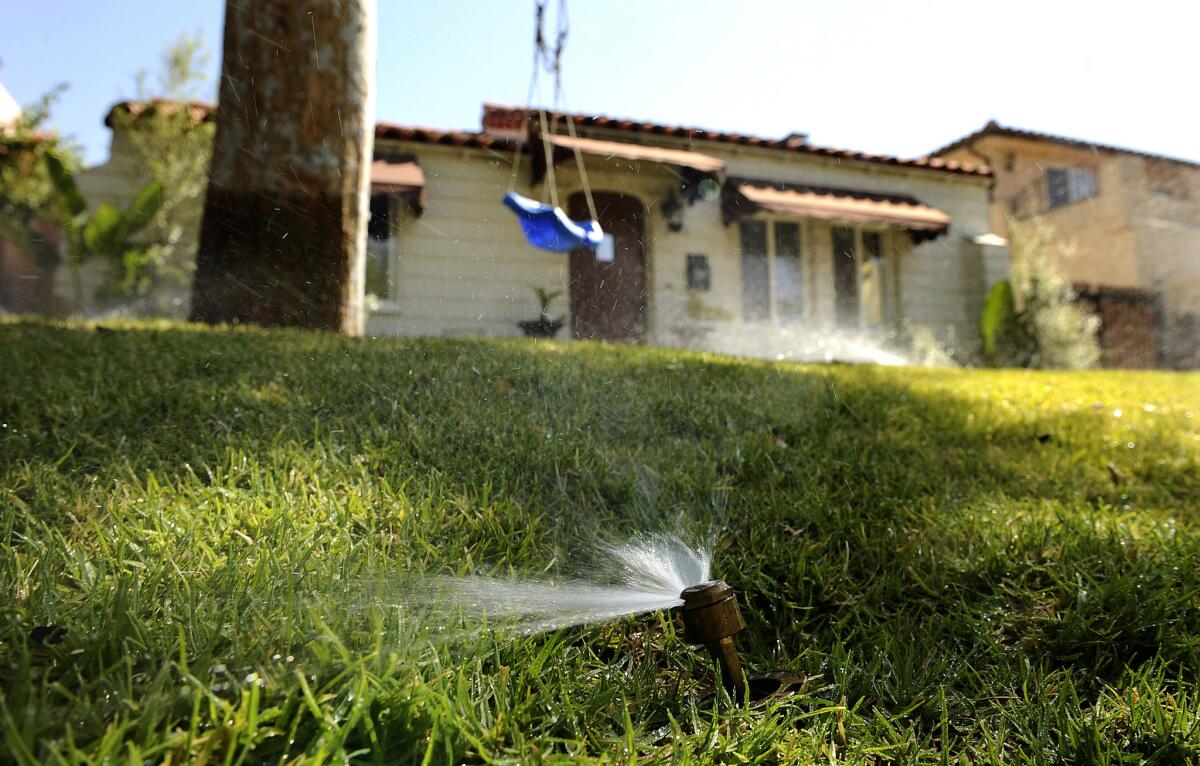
xmin=2 ymin=321 xmax=1198 ymax=729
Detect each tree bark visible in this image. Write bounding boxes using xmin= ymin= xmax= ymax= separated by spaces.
xmin=190 ymin=0 xmax=375 ymax=334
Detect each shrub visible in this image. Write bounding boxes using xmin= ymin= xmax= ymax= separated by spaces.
xmin=981 ymin=218 xmax=1100 ymax=369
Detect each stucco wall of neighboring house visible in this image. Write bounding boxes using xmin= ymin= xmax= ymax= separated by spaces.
xmin=1128 ymin=155 xmax=1200 ymax=336
xmin=939 ymin=135 xmax=1200 ymax=366
xmin=939 ymin=135 xmax=1140 ymax=289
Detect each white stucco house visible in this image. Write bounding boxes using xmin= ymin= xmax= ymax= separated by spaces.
xmin=61 ymin=101 xmax=1009 ymax=360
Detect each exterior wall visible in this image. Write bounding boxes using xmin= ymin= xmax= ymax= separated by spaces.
xmin=939 ymin=135 xmax=1139 ymax=288
xmin=1127 ymin=155 xmax=1200 ymax=366
xmin=371 ymin=136 xmax=995 ymax=356
xmin=70 ymin=113 xmax=999 ymax=359
xmin=0 ymin=233 xmax=55 ymax=313
xmin=367 ymin=143 xmax=575 ymax=338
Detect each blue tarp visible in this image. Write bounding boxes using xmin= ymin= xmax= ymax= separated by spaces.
xmin=502 ymin=191 xmax=604 ymax=252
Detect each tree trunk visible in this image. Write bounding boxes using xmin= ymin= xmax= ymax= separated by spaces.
xmin=189 ymin=0 xmax=375 ymax=334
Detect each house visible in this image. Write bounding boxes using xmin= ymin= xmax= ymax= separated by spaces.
xmin=364 ymin=104 xmax=1002 ymax=360
xmin=931 ymin=121 xmax=1200 ymax=369
xmin=54 ymin=101 xmax=1007 ymax=362
xmin=0 ymin=80 xmax=59 ymax=315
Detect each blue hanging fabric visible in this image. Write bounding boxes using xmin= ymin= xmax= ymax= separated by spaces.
xmin=503 ymin=191 xmax=603 ymax=252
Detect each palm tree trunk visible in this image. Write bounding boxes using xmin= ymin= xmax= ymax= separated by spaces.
xmin=189 ymin=0 xmax=375 ymax=334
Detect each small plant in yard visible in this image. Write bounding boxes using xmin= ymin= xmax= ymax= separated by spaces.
xmin=980 ymin=217 xmax=1101 ymax=369
xmin=518 ymin=285 xmax=565 ymax=338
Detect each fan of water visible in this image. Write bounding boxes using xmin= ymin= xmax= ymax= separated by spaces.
xmin=404 ymin=534 xmax=711 ymax=636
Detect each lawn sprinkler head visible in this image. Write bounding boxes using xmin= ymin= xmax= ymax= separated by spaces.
xmin=680 ymin=580 xmax=747 ymax=692
xmin=680 ymin=580 xmax=805 ymax=703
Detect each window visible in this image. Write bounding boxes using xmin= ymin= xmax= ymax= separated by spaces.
xmin=740 ymin=220 xmax=805 ymax=322
xmin=739 ymin=221 xmax=770 ymax=320
xmin=832 ymin=227 xmax=857 ymax=327
xmin=686 ymin=253 xmax=711 ymax=291
xmin=859 ymin=231 xmax=885 ymax=328
xmin=832 ymin=227 xmax=893 ymax=329
xmin=1046 ymin=166 xmax=1097 ymax=209
xmin=366 ymin=193 xmax=397 ymax=303
xmin=774 ymin=222 xmax=803 ymax=320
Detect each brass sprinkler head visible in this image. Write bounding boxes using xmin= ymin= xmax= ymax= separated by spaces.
xmin=680 ymin=580 xmax=747 ymax=692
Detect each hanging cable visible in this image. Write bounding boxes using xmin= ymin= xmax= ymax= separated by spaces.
xmin=546 ymin=0 xmax=598 ymax=223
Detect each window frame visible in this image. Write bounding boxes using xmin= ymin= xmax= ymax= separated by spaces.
xmin=833 ymin=223 xmax=896 ymax=330
xmin=365 ymin=194 xmax=404 ymax=312
xmin=738 ymin=215 xmax=812 ymax=324
xmin=1045 ymin=165 xmax=1099 ymax=210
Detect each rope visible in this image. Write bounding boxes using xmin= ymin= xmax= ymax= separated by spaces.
xmin=537 ymin=105 xmax=559 ymax=207
xmin=506 ymin=1 xmax=546 ymax=193
xmin=507 ymin=0 xmax=598 ymax=224
xmin=564 ymin=110 xmax=598 ymax=222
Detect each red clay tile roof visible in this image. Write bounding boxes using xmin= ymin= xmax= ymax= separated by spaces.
xmin=929 ymin=120 xmax=1200 ymax=169
xmin=542 ymin=133 xmax=726 ymax=173
xmin=102 ymin=100 xmax=992 ymax=177
xmin=483 ymin=103 xmax=991 ymax=178
xmin=374 ymin=122 xmax=515 ymax=149
xmin=723 ymin=178 xmax=951 ymax=243
xmin=105 ymin=101 xmax=514 ymax=149
xmin=104 ymin=100 xmax=216 ymax=127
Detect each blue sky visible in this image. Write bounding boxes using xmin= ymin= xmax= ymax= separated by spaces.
xmin=2 ymin=1 xmax=1197 ymax=165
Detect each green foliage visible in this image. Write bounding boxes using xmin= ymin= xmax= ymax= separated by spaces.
xmin=0 ymin=85 xmax=79 ymax=274
xmin=533 ymin=285 xmax=563 ymax=317
xmin=983 ymin=218 xmax=1101 ymax=369
xmin=42 ymin=150 xmax=86 ymax=217
xmin=44 ymin=149 xmax=164 ymax=272
xmin=107 ymin=33 xmax=214 ymax=306
xmin=1 ymin=320 xmax=1198 ymax=763
xmin=979 ymin=278 xmax=1015 ymax=359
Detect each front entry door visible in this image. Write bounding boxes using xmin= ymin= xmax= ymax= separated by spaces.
xmin=566 ymin=192 xmax=646 ymax=341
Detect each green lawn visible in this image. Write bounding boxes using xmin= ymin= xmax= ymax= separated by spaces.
xmin=2 ymin=319 xmax=1199 ymax=764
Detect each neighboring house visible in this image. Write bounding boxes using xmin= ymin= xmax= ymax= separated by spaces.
xmin=931 ymin=121 xmax=1200 ymax=369
xmin=0 ymin=80 xmax=58 ymax=315
xmin=59 ymin=101 xmax=1007 ymax=360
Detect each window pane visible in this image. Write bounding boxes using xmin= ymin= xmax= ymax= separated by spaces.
xmin=368 ymin=193 xmax=392 ymax=241
xmin=366 ymin=238 xmax=391 ymax=300
xmin=1068 ymin=167 xmax=1097 ymax=201
xmin=861 ymin=231 xmax=881 ymax=260
xmin=774 ymin=222 xmax=803 ymax=320
xmin=366 ymin=194 xmax=392 ymax=300
xmin=832 ymin=227 xmax=858 ymax=327
xmin=859 ymin=231 xmax=884 ymax=327
xmin=739 ymin=221 xmax=769 ymax=320
xmin=1046 ymin=168 xmax=1070 ymax=209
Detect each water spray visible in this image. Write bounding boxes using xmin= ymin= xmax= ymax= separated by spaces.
xmin=406 ymin=535 xmax=802 ymax=704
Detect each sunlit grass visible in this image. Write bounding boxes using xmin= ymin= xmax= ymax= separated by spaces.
xmin=2 ymin=318 xmax=1198 ymax=763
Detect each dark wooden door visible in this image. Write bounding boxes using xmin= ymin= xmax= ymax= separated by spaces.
xmin=567 ymin=192 xmax=646 ymax=341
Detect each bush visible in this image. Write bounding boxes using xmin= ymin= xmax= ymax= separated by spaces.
xmin=981 ymin=218 xmax=1100 ymax=369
